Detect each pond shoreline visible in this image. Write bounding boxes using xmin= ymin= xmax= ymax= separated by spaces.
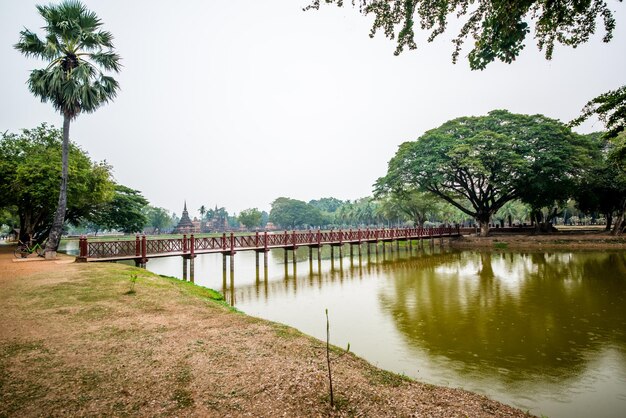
xmin=450 ymin=232 xmax=626 ymax=250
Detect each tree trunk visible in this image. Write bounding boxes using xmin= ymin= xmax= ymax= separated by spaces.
xmin=605 ymin=212 xmax=613 ymax=231
xmin=611 ymin=198 xmax=626 ymax=236
xmin=477 ymin=213 xmax=491 ymax=237
xmin=45 ymin=114 xmax=71 ymax=258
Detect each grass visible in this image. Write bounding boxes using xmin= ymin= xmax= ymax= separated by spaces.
xmin=366 ymin=366 xmax=413 ymax=387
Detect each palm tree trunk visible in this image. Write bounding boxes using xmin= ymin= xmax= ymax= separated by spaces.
xmin=45 ymin=114 xmax=70 ymax=258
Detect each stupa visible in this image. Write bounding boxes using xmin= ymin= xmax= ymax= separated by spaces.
xmin=173 ymin=201 xmax=197 ymax=234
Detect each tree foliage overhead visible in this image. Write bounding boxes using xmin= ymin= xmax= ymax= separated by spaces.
xmin=376 ymin=110 xmax=591 ymax=235
xmin=307 ymin=0 xmax=620 ymax=70
xmin=571 ymin=85 xmax=626 ymax=139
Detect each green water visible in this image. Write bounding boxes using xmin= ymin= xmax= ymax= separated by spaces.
xmin=139 ymin=246 xmax=626 ymax=417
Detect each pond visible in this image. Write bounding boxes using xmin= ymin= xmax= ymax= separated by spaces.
xmin=60 ymin=241 xmax=626 ymax=417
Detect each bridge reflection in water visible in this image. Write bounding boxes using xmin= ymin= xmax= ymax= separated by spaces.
xmin=223 ymin=243 xmax=455 ymax=307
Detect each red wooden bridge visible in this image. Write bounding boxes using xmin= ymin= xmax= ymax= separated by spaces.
xmin=76 ymin=226 xmax=460 ymax=265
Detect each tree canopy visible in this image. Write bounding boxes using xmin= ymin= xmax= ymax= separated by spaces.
xmin=269 ymin=197 xmax=323 ymax=229
xmin=238 ymin=208 xmax=263 ymax=230
xmin=571 ymin=85 xmax=626 ymax=139
xmin=376 ymin=110 xmax=591 ymax=235
xmin=307 ymin=0 xmax=619 ymax=70
xmin=89 ymin=185 xmax=148 ymax=233
xmin=0 ymin=124 xmax=114 ymax=242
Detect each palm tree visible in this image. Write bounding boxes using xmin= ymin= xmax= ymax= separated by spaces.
xmin=198 ymin=205 xmax=206 ymax=232
xmin=15 ymin=1 xmax=120 ymax=257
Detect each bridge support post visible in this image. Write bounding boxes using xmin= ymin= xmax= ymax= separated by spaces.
xmin=230 ymin=254 xmax=235 ymax=277
xmin=284 ymin=249 xmax=288 ymax=264
xmin=189 ymin=257 xmax=195 ymax=283
xmin=182 ymin=257 xmax=188 ymax=281
xmin=330 ymin=246 xmax=334 ymax=260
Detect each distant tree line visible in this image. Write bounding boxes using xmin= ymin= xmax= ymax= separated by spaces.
xmin=3 ymin=112 xmax=624 ymax=240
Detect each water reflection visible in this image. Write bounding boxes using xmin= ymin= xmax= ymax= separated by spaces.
xmin=379 ymin=252 xmax=626 ymax=381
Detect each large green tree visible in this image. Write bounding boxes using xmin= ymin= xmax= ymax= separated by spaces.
xmin=0 ymin=124 xmax=114 ymax=243
xmin=269 ymin=197 xmax=322 ymax=229
xmin=307 ymin=0 xmax=619 ymax=70
xmin=238 ymin=208 xmax=263 ymax=230
xmin=89 ymin=185 xmax=148 ymax=233
xmin=377 ymin=110 xmax=591 ymax=236
xmin=15 ymin=1 xmax=121 ymax=257
xmin=144 ymin=206 xmax=175 ymax=233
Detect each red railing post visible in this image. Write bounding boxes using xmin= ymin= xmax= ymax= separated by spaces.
xmin=230 ymin=232 xmax=235 ymax=254
xmin=183 ymin=234 xmax=188 ymax=253
xmin=339 ymin=229 xmax=343 ymax=245
xmin=79 ymin=235 xmax=87 ymax=258
xmin=141 ymin=234 xmax=147 ymax=260
xmin=255 ymin=231 xmax=259 ymax=248
xmin=190 ymin=234 xmax=195 ymax=258
xmin=292 ymin=230 xmax=297 ymax=247
xmin=317 ymin=228 xmax=321 ymax=246
xmin=264 ymin=231 xmax=268 ymax=251
xmin=284 ymin=230 xmax=288 ymax=245
xmin=135 ymin=234 xmax=140 ymax=257
xmin=222 ymin=233 xmax=227 ymax=250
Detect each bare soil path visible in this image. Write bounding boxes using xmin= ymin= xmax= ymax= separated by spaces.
xmin=0 ymin=244 xmax=531 ymax=417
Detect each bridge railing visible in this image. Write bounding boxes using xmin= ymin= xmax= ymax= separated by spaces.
xmin=79 ymin=226 xmax=460 ymax=259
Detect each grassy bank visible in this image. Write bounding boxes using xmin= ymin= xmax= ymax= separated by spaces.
xmin=451 ymin=232 xmax=626 ymax=250
xmin=0 ymin=247 xmax=531 ymax=417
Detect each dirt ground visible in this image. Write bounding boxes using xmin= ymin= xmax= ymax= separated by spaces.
xmin=0 ymin=243 xmax=534 ymax=417
xmin=451 ymin=229 xmax=626 ymax=250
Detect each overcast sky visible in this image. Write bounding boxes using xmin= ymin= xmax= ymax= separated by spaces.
xmin=1 ymin=0 xmax=625 ymax=218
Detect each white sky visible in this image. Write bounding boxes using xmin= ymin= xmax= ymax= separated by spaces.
xmin=1 ymin=0 xmax=625 ymax=218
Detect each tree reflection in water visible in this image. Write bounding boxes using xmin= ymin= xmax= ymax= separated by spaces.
xmin=378 ymin=251 xmax=626 ymax=383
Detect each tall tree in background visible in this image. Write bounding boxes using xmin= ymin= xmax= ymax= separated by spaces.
xmin=238 ymin=208 xmax=263 ymax=230
xmin=89 ymin=185 xmax=148 ymax=233
xmin=15 ymin=1 xmax=121 ymax=257
xmin=198 ymin=205 xmax=207 ymax=232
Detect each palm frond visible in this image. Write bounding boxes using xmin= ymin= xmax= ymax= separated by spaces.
xmin=14 ymin=30 xmax=47 ymax=59
xmin=88 ymin=51 xmax=121 ymax=72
